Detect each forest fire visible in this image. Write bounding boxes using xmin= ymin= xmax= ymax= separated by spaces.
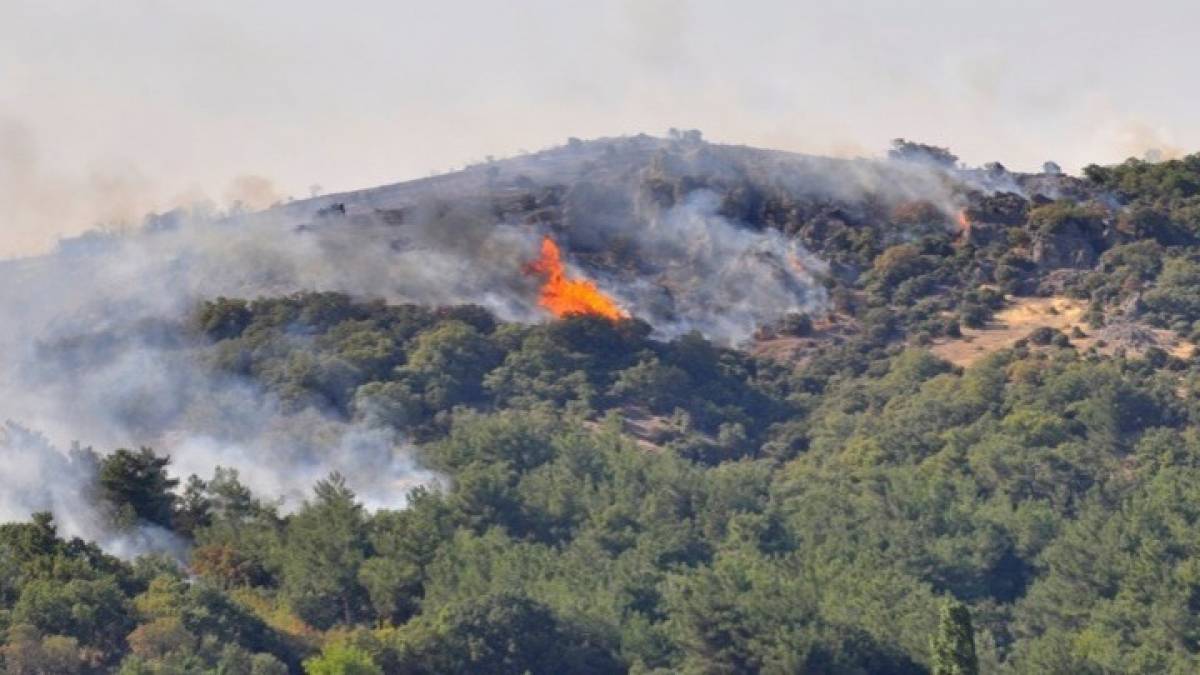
xmin=525 ymin=236 xmax=628 ymax=320
xmin=956 ymin=209 xmax=971 ymax=231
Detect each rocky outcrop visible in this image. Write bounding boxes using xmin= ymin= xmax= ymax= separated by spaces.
xmin=964 ymin=191 xmax=1029 ymax=227
xmin=1032 ymin=223 xmax=1101 ymax=270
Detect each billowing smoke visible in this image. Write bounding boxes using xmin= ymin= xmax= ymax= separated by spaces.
xmin=609 ymin=189 xmax=827 ymax=342
xmin=0 ymin=206 xmax=533 ymax=552
xmin=0 ymin=423 xmax=187 ymax=558
xmin=0 ymin=423 xmax=102 ymax=536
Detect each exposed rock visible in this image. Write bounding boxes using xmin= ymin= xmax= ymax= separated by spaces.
xmin=1116 ymin=292 xmax=1144 ymax=319
xmin=1033 ymin=223 xmax=1101 ymax=270
xmin=1036 ymin=269 xmax=1086 ymax=296
xmin=964 ymin=191 xmax=1028 ymax=226
xmin=1095 ymin=321 xmax=1161 ymax=352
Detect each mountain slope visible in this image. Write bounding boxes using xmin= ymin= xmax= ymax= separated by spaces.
xmin=6 ymin=136 xmax=1200 ymax=672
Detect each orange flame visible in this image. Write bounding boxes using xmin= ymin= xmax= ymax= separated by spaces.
xmin=526 ymin=236 xmax=628 ymax=320
xmin=956 ymin=209 xmax=971 ymax=231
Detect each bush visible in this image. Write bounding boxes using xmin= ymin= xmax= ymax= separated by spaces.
xmin=959 ymin=303 xmax=990 ymax=329
xmin=1028 ymin=326 xmax=1057 ymax=346
xmin=304 ymin=645 xmax=382 ymax=675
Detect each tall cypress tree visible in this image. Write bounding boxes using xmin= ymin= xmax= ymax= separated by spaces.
xmin=931 ymin=599 xmax=978 ymax=675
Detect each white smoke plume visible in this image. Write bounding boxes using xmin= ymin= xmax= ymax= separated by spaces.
xmin=0 ymin=206 xmax=521 ymax=553
xmin=611 ymin=189 xmax=827 ymax=343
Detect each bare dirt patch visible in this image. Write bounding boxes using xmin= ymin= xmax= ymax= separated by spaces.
xmin=931 ymin=295 xmax=1193 ymax=367
xmin=752 ymin=314 xmax=859 ymax=364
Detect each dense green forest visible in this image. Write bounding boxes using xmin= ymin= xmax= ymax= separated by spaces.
xmin=8 ymin=148 xmax=1200 ymax=673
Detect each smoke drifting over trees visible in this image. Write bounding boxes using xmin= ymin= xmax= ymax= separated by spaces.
xmin=0 ymin=135 xmax=1085 ymax=546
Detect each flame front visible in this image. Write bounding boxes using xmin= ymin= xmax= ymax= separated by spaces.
xmin=956 ymin=209 xmax=971 ymax=230
xmin=526 ymin=236 xmax=628 ymax=320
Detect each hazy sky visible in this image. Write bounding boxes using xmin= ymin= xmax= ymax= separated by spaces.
xmin=3 ymin=0 xmax=1200 ymax=256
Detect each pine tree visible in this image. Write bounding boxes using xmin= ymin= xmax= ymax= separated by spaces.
xmin=280 ymin=473 xmax=369 ymax=628
xmin=931 ymin=599 xmax=978 ymax=675
xmin=98 ymin=447 xmax=179 ymax=528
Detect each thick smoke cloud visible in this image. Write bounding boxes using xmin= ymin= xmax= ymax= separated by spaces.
xmin=611 ymin=189 xmax=827 ymax=342
xmin=0 ymin=207 xmax=529 ymax=552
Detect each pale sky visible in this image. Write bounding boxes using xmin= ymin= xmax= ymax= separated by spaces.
xmin=3 ymin=0 xmax=1200 ymax=256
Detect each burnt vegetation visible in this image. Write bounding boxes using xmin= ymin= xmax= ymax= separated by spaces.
xmin=10 ymin=138 xmax=1200 ymax=673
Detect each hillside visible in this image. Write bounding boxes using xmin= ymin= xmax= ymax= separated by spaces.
xmin=6 ymin=136 xmax=1200 ymax=672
